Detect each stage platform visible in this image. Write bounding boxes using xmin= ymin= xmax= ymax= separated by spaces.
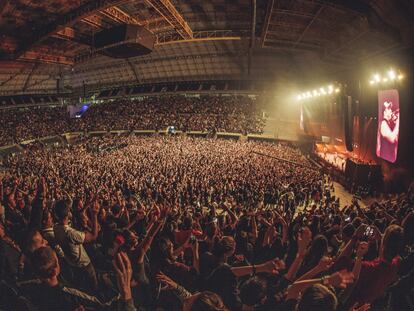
xmin=316 ymin=152 xmax=347 ymax=172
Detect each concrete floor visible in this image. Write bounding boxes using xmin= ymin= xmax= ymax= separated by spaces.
xmin=333 ymin=181 xmax=366 ymax=210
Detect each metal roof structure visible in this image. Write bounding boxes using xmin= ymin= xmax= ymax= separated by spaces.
xmin=0 ymin=0 xmax=413 ymax=95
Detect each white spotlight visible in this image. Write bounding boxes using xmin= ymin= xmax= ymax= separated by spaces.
xmin=383 ymin=78 xmax=388 ymax=82
xmin=388 ymin=70 xmax=396 ymax=80
xmin=369 ymin=80 xmax=374 ymax=85
xmin=320 ymin=88 xmax=326 ymax=95
xmin=374 ymin=74 xmax=381 ymax=82
xmin=335 ymin=88 xmax=340 ymax=93
xmin=297 ymin=95 xmax=302 ymax=101
xmin=398 ymin=74 xmax=404 ymax=80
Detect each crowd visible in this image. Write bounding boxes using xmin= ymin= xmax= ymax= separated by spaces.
xmin=0 ymin=96 xmax=265 ymax=146
xmin=0 ymin=106 xmax=70 ymax=146
xmin=0 ymin=135 xmax=413 ymax=311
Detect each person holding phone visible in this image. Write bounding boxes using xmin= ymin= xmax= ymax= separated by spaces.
xmin=332 ymin=224 xmax=404 ymax=307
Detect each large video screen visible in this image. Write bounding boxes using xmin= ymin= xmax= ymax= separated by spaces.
xmin=376 ymin=89 xmax=399 ymax=163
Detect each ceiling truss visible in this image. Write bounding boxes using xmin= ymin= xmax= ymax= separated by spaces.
xmin=100 ymin=6 xmax=143 ymax=26
xmin=0 ymin=0 xmax=412 ymax=95
xmin=74 ymin=30 xmax=247 ymax=63
xmin=9 ymin=0 xmax=195 ymax=66
xmin=145 ymin=0 xmax=193 ymax=39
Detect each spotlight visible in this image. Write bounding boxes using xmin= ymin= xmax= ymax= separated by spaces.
xmin=388 ymin=70 xmax=396 ymax=80
xmin=369 ymin=80 xmax=374 ymax=85
xmin=335 ymin=88 xmax=340 ymax=93
xmin=313 ymin=90 xmax=318 ymax=96
xmin=383 ymin=78 xmax=388 ymax=82
xmin=297 ymin=95 xmax=302 ymax=101
xmin=320 ymin=88 xmax=326 ymax=94
xmin=374 ymin=74 xmax=381 ymax=82
xmin=398 ymin=74 xmax=404 ymax=80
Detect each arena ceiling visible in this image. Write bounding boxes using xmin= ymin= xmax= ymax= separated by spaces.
xmin=0 ymin=0 xmax=413 ymax=95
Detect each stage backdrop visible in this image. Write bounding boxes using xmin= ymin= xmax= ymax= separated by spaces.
xmin=301 ymin=95 xmax=345 ymax=147
xmin=376 ymin=90 xmax=399 ymax=163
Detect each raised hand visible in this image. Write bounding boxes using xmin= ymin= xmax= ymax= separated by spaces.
xmin=259 ymin=258 xmax=286 ymax=274
xmin=112 ymin=252 xmax=133 ymax=300
xmin=37 ymin=177 xmax=48 ymax=198
xmin=90 ymin=197 xmax=100 ymax=216
xmin=352 ymin=303 xmax=371 ymax=311
xmin=297 ymin=227 xmax=312 ymax=255
xmin=356 ymin=241 xmax=369 ymax=258
xmin=156 ymin=272 xmax=178 ymax=290
xmin=317 ymin=256 xmax=334 ymax=271
xmin=160 ymin=204 xmax=171 ymax=219
xmin=327 ymin=270 xmax=354 ymax=288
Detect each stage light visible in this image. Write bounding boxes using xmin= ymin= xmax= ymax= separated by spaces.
xmin=370 ymin=69 xmax=404 ymax=86
xmin=388 ymin=70 xmax=396 ymax=80
xmin=298 ymin=83 xmax=340 ymax=101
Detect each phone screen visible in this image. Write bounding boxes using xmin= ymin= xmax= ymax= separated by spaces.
xmin=364 ymin=226 xmax=374 ymax=237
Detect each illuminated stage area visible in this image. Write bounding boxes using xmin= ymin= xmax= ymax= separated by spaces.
xmin=316 ymin=151 xmax=347 ymax=172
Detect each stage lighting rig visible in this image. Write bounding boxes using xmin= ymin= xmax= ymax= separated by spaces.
xmin=369 ymin=69 xmax=404 ymax=86
xmin=297 ymin=83 xmax=341 ymax=101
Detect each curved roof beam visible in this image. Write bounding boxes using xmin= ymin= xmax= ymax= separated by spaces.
xmin=145 ymin=0 xmax=193 ymax=39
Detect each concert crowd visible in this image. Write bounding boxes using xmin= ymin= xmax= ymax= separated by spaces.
xmin=0 ymin=135 xmax=413 ymax=311
xmin=0 ymin=95 xmax=265 ymax=146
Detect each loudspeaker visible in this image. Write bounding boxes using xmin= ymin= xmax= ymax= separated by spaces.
xmin=344 ymin=95 xmax=353 ymax=151
xmin=94 ymin=24 xmax=155 ymax=58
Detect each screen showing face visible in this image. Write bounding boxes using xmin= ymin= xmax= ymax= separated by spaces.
xmin=376 ymin=89 xmax=399 ymax=163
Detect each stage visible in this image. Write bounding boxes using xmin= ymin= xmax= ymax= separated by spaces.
xmin=314 ymin=146 xmax=382 ymax=194
xmin=316 ymin=152 xmax=347 ymax=172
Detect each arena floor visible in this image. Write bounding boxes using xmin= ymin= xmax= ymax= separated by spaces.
xmin=333 ymin=181 xmax=366 ymax=209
